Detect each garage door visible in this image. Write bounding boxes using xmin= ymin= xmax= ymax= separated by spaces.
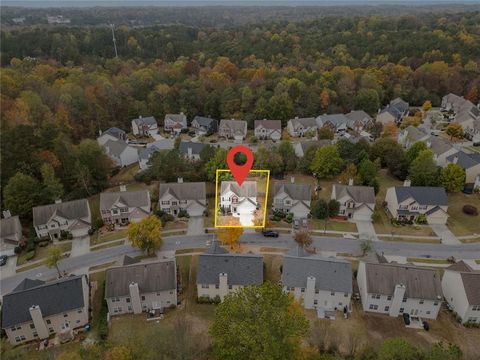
xmin=353 ymin=213 xmax=372 ymax=221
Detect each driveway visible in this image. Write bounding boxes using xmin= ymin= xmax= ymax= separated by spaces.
xmin=430 ymin=224 xmax=460 ymax=245
xmin=0 ymin=256 xmax=17 ymax=279
xmin=355 ymin=221 xmax=379 ymax=241
xmin=187 ymin=216 xmax=204 ymax=236
xmin=70 ymin=236 xmax=91 ymax=257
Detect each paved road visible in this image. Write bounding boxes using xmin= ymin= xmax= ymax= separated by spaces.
xmin=2 ymin=233 xmax=480 ymax=297
xmin=70 ymin=236 xmax=91 ymax=257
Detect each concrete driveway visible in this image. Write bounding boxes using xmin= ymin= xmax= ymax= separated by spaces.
xmin=430 ymin=224 xmax=460 ymax=245
xmin=355 ymin=221 xmax=379 ymax=241
xmin=187 ymin=216 xmax=204 ymax=236
xmin=70 ymin=236 xmax=91 ymax=257
xmin=0 ymin=256 xmax=17 ymax=279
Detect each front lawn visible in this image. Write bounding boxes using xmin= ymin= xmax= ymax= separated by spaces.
xmin=16 ymin=242 xmax=72 ymax=266
xmin=90 ymin=228 xmax=128 ymax=246
xmin=310 ymin=219 xmax=358 ymax=233
xmin=446 ymin=192 xmax=480 ymax=236
xmin=373 ymin=208 xmax=436 ymax=237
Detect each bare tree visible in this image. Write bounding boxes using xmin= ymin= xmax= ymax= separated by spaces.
xmin=293 ymin=230 xmax=312 ymax=249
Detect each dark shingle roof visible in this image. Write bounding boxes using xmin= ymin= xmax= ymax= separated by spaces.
xmin=447 ymin=260 xmax=473 ymax=272
xmin=197 ymin=250 xmax=263 ymax=286
xmin=12 ymin=279 xmax=45 ymax=292
xmin=105 ymin=260 xmax=176 ymax=298
xmin=100 ymin=190 xmax=150 ymax=210
xmin=193 ymin=116 xmax=216 ymax=127
xmin=364 ymin=262 xmax=442 ymax=300
xmin=104 ymin=139 xmax=131 ymax=157
xmin=460 ymin=272 xmax=480 ymax=305
xmin=33 ymin=199 xmax=90 ymax=226
xmin=2 ymin=275 xmax=86 ymax=328
xmin=159 ymin=182 xmax=206 ymax=201
xmin=220 ymin=181 xmax=257 ymax=197
xmin=254 ymin=120 xmax=282 ymax=130
xmin=394 ymin=186 xmax=448 ymax=206
xmin=103 ymin=127 xmax=126 ymax=139
xmin=446 ymin=151 xmax=480 ymax=170
xmin=282 ymin=254 xmax=352 ymax=293
xmin=274 ymin=183 xmax=311 ymax=201
xmin=132 ymin=116 xmax=157 ymax=126
xmin=333 ymin=185 xmax=375 ymax=204
xmin=345 ymin=110 xmax=373 ymax=124
xmin=178 ymin=141 xmax=208 ymax=156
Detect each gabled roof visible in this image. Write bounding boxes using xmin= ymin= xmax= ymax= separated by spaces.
xmin=427 ymin=136 xmax=454 ymax=156
xmin=446 ymin=151 xmax=480 ymax=170
xmin=102 ymin=127 xmax=126 ymax=139
xmin=132 ymin=116 xmax=157 ymax=126
xmin=403 ymin=125 xmax=428 ymax=143
xmin=460 ymin=272 xmax=480 ymax=305
xmin=197 ymin=249 xmax=263 ymax=286
xmin=363 ymin=262 xmax=442 ymax=300
xmin=122 ymin=255 xmax=140 ymax=266
xmin=274 ymin=183 xmax=311 ymax=201
xmin=345 ymin=110 xmax=373 ymax=124
xmin=393 ymin=186 xmax=448 ymax=206
xmin=165 ymin=113 xmax=187 ymax=125
xmin=33 ymin=199 xmax=90 ymax=226
xmin=390 ymin=97 xmax=409 ymax=113
xmin=12 ymin=278 xmax=45 ymax=292
xmin=159 ymin=182 xmax=206 ymax=201
xmin=219 ymin=119 xmax=247 ymax=134
xmin=100 ymin=190 xmax=150 ymax=210
xmin=104 ymin=139 xmax=133 ymax=158
xmin=282 ymin=252 xmax=352 ymax=293
xmin=105 ymin=260 xmax=176 ymax=298
xmin=289 ymin=117 xmax=317 ymax=129
xmin=317 ymin=113 xmax=349 ymax=127
xmin=192 ymin=116 xmax=217 ymax=127
xmin=139 ymin=146 xmax=160 ymax=161
xmin=0 ymin=215 xmax=22 ymax=239
xmin=220 ymin=181 xmax=257 ymax=198
xmin=254 ymin=120 xmax=282 ymax=131
xmin=2 ymin=275 xmax=87 ymax=328
xmin=446 ymin=260 xmax=473 ymax=273
xmin=178 ymin=141 xmax=209 ymax=156
xmin=333 ymin=184 xmax=375 ymax=204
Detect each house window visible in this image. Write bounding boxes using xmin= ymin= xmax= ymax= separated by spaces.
xmin=369 ymin=304 xmax=378 ymax=310
xmin=434 ymin=301 xmax=439 ymax=306
xmin=402 ymin=297 xmax=407 ymax=303
xmin=472 ymin=305 xmax=480 ymax=311
xmin=315 ymin=289 xmax=319 ymax=294
xmin=419 ymin=299 xmax=424 ymax=305
xmin=30 ymin=324 xmax=35 ymax=329
xmin=77 ymin=309 xmax=82 ymax=314
xmin=161 ymin=201 xmax=170 ymax=205
xmin=399 ymin=308 xmax=404 ymax=313
xmin=180 ymin=200 xmax=187 ymax=205
xmin=215 ymin=284 xmax=219 ymax=289
xmin=344 ymin=293 xmax=348 ymax=297
xmin=228 ymin=285 xmax=233 ymax=290
xmin=172 ymin=201 xmax=178 ymax=206
xmin=387 ymin=295 xmax=392 ymax=301
xmin=384 ymin=306 xmax=390 ymax=312
xmin=63 ymin=314 xmax=68 ymax=317
xmin=49 ymin=328 xmax=54 ymax=333
xmin=141 ymin=296 xmax=145 ymax=301
xmin=126 ymin=298 xmax=130 ymax=303
xmin=128 ymin=306 xmax=132 ymax=311
xmin=426 ymin=311 xmax=431 ymax=315
xmin=330 ymin=292 xmax=335 ymax=296
xmin=201 ymin=284 xmax=209 ymax=289
xmin=46 ymin=320 xmax=51 ymax=324
xmin=301 ymin=288 xmax=305 ymax=293
xmin=314 ymin=300 xmax=318 ymax=305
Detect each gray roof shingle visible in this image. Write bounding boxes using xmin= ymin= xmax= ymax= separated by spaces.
xmin=105 ymin=260 xmax=176 ymax=298
xmin=132 ymin=116 xmax=157 ymax=126
xmin=460 ymin=272 xmax=480 ymax=305
xmin=100 ymin=190 xmax=150 ymax=210
xmin=394 ymin=186 xmax=448 ymax=206
xmin=192 ymin=116 xmax=217 ymax=128
xmin=364 ymin=262 xmax=443 ymax=300
xmin=282 ymin=254 xmax=352 ymax=293
xmin=2 ymin=275 xmax=86 ymax=328
xmin=197 ymin=250 xmax=263 ymax=286
xmin=333 ymin=184 xmax=375 ymax=204
xmin=0 ymin=215 xmax=22 ymax=240
xmin=446 ymin=151 xmax=480 ymax=170
xmin=274 ymin=183 xmax=311 ymax=201
xmin=33 ymin=199 xmax=90 ymax=226
xmin=178 ymin=141 xmax=209 ymax=156
xmin=220 ymin=181 xmax=257 ymax=197
xmin=159 ymin=182 xmax=206 ymax=201
xmin=254 ymin=120 xmax=282 ymax=130
xmin=103 ymin=127 xmax=126 ymax=139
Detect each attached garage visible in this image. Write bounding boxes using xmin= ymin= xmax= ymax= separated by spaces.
xmin=352 ymin=205 xmax=373 ymax=222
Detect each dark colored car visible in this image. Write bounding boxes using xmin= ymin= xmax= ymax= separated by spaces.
xmin=262 ymin=230 xmax=279 ymax=238
xmin=423 ymin=321 xmax=430 ymax=331
xmin=402 ymin=313 xmax=410 ymax=325
xmin=0 ymin=255 xmax=8 ymax=266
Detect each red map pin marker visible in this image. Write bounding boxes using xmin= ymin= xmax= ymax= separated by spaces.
xmin=226 ymin=145 xmax=254 ymax=186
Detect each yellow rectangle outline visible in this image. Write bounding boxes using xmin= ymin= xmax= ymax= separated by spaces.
xmin=214 ymin=169 xmax=270 ymax=228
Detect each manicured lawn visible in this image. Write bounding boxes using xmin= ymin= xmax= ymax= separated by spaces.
xmin=16 ymin=242 xmax=72 ymax=266
xmin=446 ymin=192 xmax=480 ymax=236
xmin=163 ymin=220 xmax=188 ymax=231
xmin=109 ymin=163 xmax=140 ymax=185
xmin=310 ymin=219 xmax=358 ymax=233
xmin=373 ymin=208 xmax=436 ymax=236
xmin=91 ymin=239 xmax=125 ymax=251
xmin=476 ymin=260 xmax=480 ymax=264
xmin=90 ymin=228 xmax=128 ymax=246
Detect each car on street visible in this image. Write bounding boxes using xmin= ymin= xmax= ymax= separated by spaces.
xmin=0 ymin=255 xmax=8 ymax=266
xmin=262 ymin=230 xmax=279 ymax=238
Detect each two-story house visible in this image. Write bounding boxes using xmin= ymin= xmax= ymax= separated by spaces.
xmin=97 ymin=127 xmax=128 ymax=146
xmin=376 ymin=97 xmax=409 ymax=125
xmin=385 ymin=182 xmax=449 ymax=225
xmin=345 ymin=110 xmax=373 ymax=133
xmin=282 ymin=247 xmax=352 ymax=313
xmin=254 ymin=120 xmax=282 ymax=141
xmin=357 ymin=262 xmax=443 ymax=319
xmin=191 ymin=116 xmax=218 ymax=136
xmin=164 ymin=113 xmax=187 ymax=134
xmin=441 ymin=261 xmax=480 ymax=324
xmin=315 ymin=114 xmax=350 ymax=135
xmin=219 ymin=181 xmax=257 ymax=226
xmin=178 ymin=141 xmax=210 ymax=161
xmin=131 ymin=116 xmax=158 ymax=137
xmin=103 ymin=140 xmax=139 ymax=167
xmin=105 ymin=259 xmax=177 ymax=316
xmin=218 ymin=119 xmax=248 ymax=141
xmin=99 ymin=186 xmax=151 ymax=227
xmin=272 ymin=181 xmax=311 ymax=219
xmin=1 ymin=275 xmax=89 ymax=345
xmin=196 ymin=242 xmax=263 ymax=301
xmin=0 ymin=212 xmax=22 ymax=256
xmin=159 ymin=180 xmax=206 ymax=217
xmin=331 ymin=183 xmax=375 ymax=221
xmin=138 ymin=139 xmax=175 ymax=170
xmin=287 ymin=117 xmax=317 ymax=137
xmin=33 ymin=199 xmax=91 ymax=240
xmin=425 ymin=136 xmax=458 ymax=167
xmin=441 ymin=93 xmax=467 ymax=112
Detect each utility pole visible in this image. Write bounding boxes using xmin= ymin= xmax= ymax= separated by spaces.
xmin=110 ymin=24 xmax=118 ymax=58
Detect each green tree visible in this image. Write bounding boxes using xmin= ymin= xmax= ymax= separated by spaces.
xmin=255 ymin=146 xmax=284 ymax=176
xmin=277 ymin=141 xmax=297 ymax=172
xmin=423 ymin=343 xmax=462 ymax=360
xmin=405 ymin=141 xmax=427 ymax=165
xmin=204 ymin=147 xmax=228 ymax=182
xmin=40 ymin=163 xmax=64 ymax=204
xmin=440 ymin=164 xmax=466 ymax=192
xmin=377 ymin=338 xmax=418 ymax=360
xmin=311 ymin=145 xmax=343 ymax=179
xmin=355 ymin=88 xmax=380 ymax=114
xmin=210 ymin=282 xmax=309 ymax=360
xmin=445 ymin=123 xmax=463 ymax=140
xmin=128 ymin=215 xmax=162 ymax=256
xmin=3 ymin=172 xmax=40 ymax=218
xmin=46 ymin=246 xmax=64 ymax=278
xmin=312 ymin=199 xmax=340 ymax=233
xmin=318 ymin=127 xmax=334 ymax=140
xmin=409 ymin=149 xmax=439 ymax=186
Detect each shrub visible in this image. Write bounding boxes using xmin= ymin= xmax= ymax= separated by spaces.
xmin=94 ymin=218 xmax=104 ymax=230
xmin=88 ymin=228 xmax=95 ymax=236
xmin=285 ymin=213 xmax=293 ymax=223
xmin=14 ymin=246 xmax=22 ymax=254
xmin=25 ymin=250 xmax=35 ymax=261
xmin=197 ymin=296 xmax=220 ymax=305
xmin=38 ymin=241 xmax=49 ymax=247
xmin=180 ymin=128 xmax=189 ymax=134
xmin=26 ymin=239 xmax=36 ymax=252
xmin=273 ymin=215 xmax=281 ymax=222
xmin=178 ymin=209 xmax=189 ymax=218
xmin=416 ymin=214 xmax=427 ymax=224
xmin=249 ymin=136 xmax=258 ymax=143
xmin=463 ymin=205 xmax=478 ymax=216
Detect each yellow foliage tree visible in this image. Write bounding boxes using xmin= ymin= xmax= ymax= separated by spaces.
xmin=127 ymin=215 xmax=162 ymax=256
xmin=422 ymin=100 xmax=432 ymax=112
xmin=217 ymin=221 xmax=244 ymax=250
xmin=381 ymin=122 xmax=398 ymax=138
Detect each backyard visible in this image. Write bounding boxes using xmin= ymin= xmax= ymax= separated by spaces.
xmin=446 ymin=191 xmax=480 ymax=237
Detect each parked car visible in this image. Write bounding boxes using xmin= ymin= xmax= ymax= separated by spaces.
xmin=0 ymin=255 xmax=8 ymax=266
xmin=262 ymin=230 xmax=279 ymax=238
xmin=402 ymin=313 xmax=410 ymax=325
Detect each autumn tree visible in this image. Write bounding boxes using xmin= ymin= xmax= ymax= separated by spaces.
xmin=382 ymin=122 xmax=399 ymax=138
xmin=338 ymin=163 xmax=360 ymax=185
xmin=310 ymin=145 xmax=343 ymax=179
xmin=217 ymin=224 xmax=243 ymax=250
xmin=210 ymin=283 xmax=309 ymax=360
xmin=440 ymin=164 xmax=466 ymax=193
xmin=293 ymin=230 xmax=312 ymax=249
xmin=128 ymin=215 xmax=162 ymax=256
xmin=445 ymin=123 xmax=464 ymax=140
xmin=46 ymin=246 xmax=64 ymax=278
xmin=422 ymin=100 xmax=432 ymax=111
xmin=318 ymin=127 xmax=334 ymax=140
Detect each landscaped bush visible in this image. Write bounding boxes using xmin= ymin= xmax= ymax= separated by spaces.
xmin=14 ymin=246 xmax=22 ymax=254
xmin=285 ymin=213 xmax=294 ymax=223
xmin=462 ymin=205 xmax=478 ymax=216
xmin=416 ymin=214 xmax=427 ymax=224
xmin=197 ymin=296 xmax=221 ymax=305
xmin=97 ymin=282 xmax=109 ymax=340
xmin=26 ymin=239 xmax=36 ymax=252
xmin=25 ymin=250 xmax=35 ymax=261
xmin=178 ymin=209 xmax=190 ymax=218
xmin=273 ymin=210 xmax=286 ymax=219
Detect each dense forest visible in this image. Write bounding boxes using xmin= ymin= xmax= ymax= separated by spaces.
xmin=1 ymin=9 xmax=480 ymax=215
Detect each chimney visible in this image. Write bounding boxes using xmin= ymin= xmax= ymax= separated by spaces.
xmin=453 ymin=155 xmax=458 ymax=164
xmin=180 ymin=112 xmax=184 ymax=115
xmin=120 ymin=185 xmax=127 ymax=192
xmin=128 ymin=282 xmax=142 ymax=314
xmin=403 ymin=179 xmax=411 ymax=187
xmin=290 ymin=176 xmax=295 ymax=184
xmin=219 ymin=273 xmax=228 ymax=301
xmin=2 ymin=210 xmax=11 ymax=219
xmin=187 ymin=147 xmax=193 ymax=157
xmin=348 ymin=178 xmax=354 ymax=186
xmin=139 ymin=115 xmax=142 ymax=119
xmin=99 ymin=129 xmax=103 ymax=136
xmin=55 ymin=199 xmax=62 ymax=204
xmin=426 ymin=140 xmax=431 ymax=148
xmin=178 ymin=177 xmax=183 ymax=183
xmin=29 ymin=305 xmax=49 ymax=339
xmin=295 ymin=116 xmax=299 ymax=119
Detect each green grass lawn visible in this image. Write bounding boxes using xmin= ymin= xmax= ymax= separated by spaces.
xmin=310 ymin=219 xmax=358 ymax=232
xmin=91 ymin=239 xmax=125 ymax=251
xmin=90 ymin=228 xmax=128 ymax=246
xmin=446 ymin=192 xmax=480 ymax=236
xmin=163 ymin=220 xmax=188 ymax=231
xmin=109 ymin=163 xmax=140 ymax=185
xmin=17 ymin=242 xmax=72 ymax=266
